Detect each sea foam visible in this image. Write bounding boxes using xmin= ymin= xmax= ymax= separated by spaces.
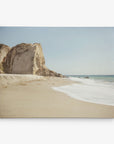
xmin=52 ymin=77 xmax=114 ymax=106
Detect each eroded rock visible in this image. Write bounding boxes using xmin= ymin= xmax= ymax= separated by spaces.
xmin=3 ymin=43 xmax=63 ymax=77
xmin=0 ymin=44 xmax=10 ymax=73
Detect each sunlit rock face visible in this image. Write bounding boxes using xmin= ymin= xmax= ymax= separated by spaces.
xmin=2 ymin=43 xmax=63 ymax=77
xmin=0 ymin=44 xmax=10 ymax=73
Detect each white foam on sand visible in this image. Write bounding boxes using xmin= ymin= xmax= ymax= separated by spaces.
xmin=53 ymin=77 xmax=114 ymax=106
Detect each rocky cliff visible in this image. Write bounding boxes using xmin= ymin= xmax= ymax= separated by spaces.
xmin=0 ymin=44 xmax=10 ymax=73
xmin=2 ymin=43 xmax=63 ymax=77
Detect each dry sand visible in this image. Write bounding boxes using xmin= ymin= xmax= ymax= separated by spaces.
xmin=0 ymin=74 xmax=114 ymax=118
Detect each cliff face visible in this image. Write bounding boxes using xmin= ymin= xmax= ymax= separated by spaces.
xmin=2 ymin=43 xmax=63 ymax=77
xmin=0 ymin=44 xmax=10 ymax=73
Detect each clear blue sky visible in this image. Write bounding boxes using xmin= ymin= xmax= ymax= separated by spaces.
xmin=0 ymin=27 xmax=114 ymax=75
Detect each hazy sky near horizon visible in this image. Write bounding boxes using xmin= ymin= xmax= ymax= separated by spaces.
xmin=0 ymin=27 xmax=114 ymax=75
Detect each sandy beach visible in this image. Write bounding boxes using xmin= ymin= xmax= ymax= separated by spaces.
xmin=0 ymin=74 xmax=114 ymax=118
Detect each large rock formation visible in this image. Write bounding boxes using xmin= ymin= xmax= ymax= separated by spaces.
xmin=2 ymin=43 xmax=63 ymax=77
xmin=0 ymin=44 xmax=10 ymax=73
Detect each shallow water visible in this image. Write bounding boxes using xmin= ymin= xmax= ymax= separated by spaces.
xmin=53 ymin=76 xmax=114 ymax=106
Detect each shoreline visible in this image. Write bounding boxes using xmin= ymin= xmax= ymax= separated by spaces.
xmin=0 ymin=74 xmax=114 ymax=118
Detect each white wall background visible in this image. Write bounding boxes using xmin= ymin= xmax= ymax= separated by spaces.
xmin=0 ymin=119 xmax=114 ymax=144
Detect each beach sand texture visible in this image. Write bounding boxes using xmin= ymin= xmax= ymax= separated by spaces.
xmin=0 ymin=74 xmax=114 ymax=118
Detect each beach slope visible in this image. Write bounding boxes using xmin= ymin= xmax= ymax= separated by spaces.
xmin=0 ymin=74 xmax=114 ymax=118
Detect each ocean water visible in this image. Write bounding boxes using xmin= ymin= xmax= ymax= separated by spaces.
xmin=67 ymin=75 xmax=114 ymax=83
xmin=53 ymin=75 xmax=114 ymax=106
